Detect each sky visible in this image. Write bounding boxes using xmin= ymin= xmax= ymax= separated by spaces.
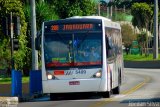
xmin=94 ymin=0 xmax=110 ymax=3
xmin=104 ymin=0 xmax=110 ymax=2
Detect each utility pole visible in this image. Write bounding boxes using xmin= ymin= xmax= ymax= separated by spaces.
xmin=123 ymin=5 xmax=125 ymax=13
xmin=114 ymin=5 xmax=117 ymax=20
xmin=159 ymin=24 xmax=160 ymax=47
xmin=153 ymin=0 xmax=159 ymax=59
xmin=98 ymin=1 xmax=100 ymax=16
xmin=107 ymin=7 xmax=109 ymax=18
xmin=110 ymin=0 xmax=113 ymax=19
xmin=30 ymin=0 xmax=38 ymax=70
xmin=10 ymin=12 xmax=14 ymax=70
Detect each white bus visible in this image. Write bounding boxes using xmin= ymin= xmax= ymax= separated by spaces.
xmin=36 ymin=16 xmax=123 ymax=100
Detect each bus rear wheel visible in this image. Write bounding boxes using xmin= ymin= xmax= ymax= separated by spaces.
xmin=101 ymin=91 xmax=111 ymax=98
xmin=112 ymin=86 xmax=120 ymax=94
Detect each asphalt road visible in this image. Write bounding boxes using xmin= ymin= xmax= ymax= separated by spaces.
xmin=18 ymin=68 xmax=160 ymax=107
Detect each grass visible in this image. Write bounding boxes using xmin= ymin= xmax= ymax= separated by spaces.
xmin=0 ymin=76 xmax=29 ymax=84
xmin=124 ymin=53 xmax=160 ymax=61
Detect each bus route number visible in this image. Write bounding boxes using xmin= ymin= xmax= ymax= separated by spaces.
xmin=75 ymin=69 xmax=86 ymax=74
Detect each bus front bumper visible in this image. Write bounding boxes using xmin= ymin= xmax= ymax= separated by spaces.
xmin=42 ymin=78 xmax=105 ymax=93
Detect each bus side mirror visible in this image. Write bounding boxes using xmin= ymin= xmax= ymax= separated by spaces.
xmin=35 ymin=31 xmax=41 ymax=50
xmin=35 ymin=37 xmax=41 ymax=50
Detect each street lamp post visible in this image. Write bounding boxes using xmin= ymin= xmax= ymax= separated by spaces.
xmin=30 ymin=0 xmax=38 ymax=70
xmin=153 ymin=0 xmax=159 ymax=59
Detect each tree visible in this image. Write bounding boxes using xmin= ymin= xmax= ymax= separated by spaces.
xmin=46 ymin=0 xmax=96 ymax=19
xmin=121 ymin=23 xmax=136 ymax=47
xmin=131 ymin=3 xmax=153 ymax=56
xmin=23 ymin=1 xmax=59 ymax=49
xmin=36 ymin=1 xmax=59 ymax=30
xmin=0 ymin=0 xmax=28 ymax=72
xmin=112 ymin=12 xmax=126 ymax=21
xmin=137 ymin=32 xmax=147 ymax=55
xmin=131 ymin=3 xmax=153 ymax=31
xmin=22 ymin=1 xmax=59 ymax=74
xmin=0 ymin=38 xmax=10 ymax=70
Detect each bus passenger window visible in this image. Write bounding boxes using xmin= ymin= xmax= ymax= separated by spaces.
xmin=106 ymin=37 xmax=111 ymax=58
xmin=106 ymin=36 xmax=114 ymax=59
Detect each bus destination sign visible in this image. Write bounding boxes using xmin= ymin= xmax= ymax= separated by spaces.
xmin=51 ymin=24 xmax=94 ymax=31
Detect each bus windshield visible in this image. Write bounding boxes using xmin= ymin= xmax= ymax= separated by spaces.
xmin=44 ymin=32 xmax=102 ymax=68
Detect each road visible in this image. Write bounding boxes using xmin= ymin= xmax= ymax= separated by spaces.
xmin=18 ymin=68 xmax=160 ymax=107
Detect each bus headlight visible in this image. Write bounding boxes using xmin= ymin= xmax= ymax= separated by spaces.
xmin=91 ymin=70 xmax=102 ymax=78
xmin=47 ymin=74 xmax=53 ymax=80
xmin=46 ymin=72 xmax=59 ymax=80
xmin=95 ymin=72 xmax=101 ymax=77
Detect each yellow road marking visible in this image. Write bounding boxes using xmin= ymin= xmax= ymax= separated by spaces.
xmin=121 ymin=77 xmax=150 ymax=95
xmin=90 ymin=98 xmax=113 ymax=107
xmin=89 ymin=75 xmax=151 ymax=107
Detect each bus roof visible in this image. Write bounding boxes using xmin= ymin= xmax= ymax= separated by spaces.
xmin=66 ymin=16 xmax=111 ymax=21
xmin=67 ymin=16 xmax=121 ymax=29
xmin=44 ymin=16 xmax=121 ymax=30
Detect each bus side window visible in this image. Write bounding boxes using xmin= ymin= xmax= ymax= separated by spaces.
xmin=106 ymin=36 xmax=111 ymax=58
xmin=106 ymin=35 xmax=115 ymax=60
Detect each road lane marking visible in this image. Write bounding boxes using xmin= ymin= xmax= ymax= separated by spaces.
xmin=89 ymin=75 xmax=151 ymax=107
xmin=122 ymin=76 xmax=150 ymax=95
xmin=89 ymin=98 xmax=113 ymax=107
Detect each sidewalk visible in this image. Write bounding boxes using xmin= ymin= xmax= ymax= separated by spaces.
xmin=0 ymin=83 xmax=30 ymax=105
xmin=0 ymin=83 xmax=42 ymax=103
xmin=0 ymin=97 xmax=18 ymax=107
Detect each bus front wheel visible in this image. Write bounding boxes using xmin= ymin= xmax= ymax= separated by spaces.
xmin=50 ymin=93 xmax=58 ymax=101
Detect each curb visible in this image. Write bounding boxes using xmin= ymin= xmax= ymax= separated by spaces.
xmin=124 ymin=60 xmax=160 ymax=68
xmin=0 ymin=97 xmax=18 ymax=106
xmin=19 ymin=93 xmax=44 ymax=102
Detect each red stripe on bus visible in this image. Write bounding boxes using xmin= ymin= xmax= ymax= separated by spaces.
xmin=54 ymin=70 xmax=64 ymax=75
xmin=46 ymin=61 xmax=101 ymax=67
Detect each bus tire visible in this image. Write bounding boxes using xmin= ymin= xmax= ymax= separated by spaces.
xmin=112 ymin=86 xmax=120 ymax=94
xmin=101 ymin=91 xmax=111 ymax=98
xmin=50 ymin=93 xmax=57 ymax=101
xmin=101 ymin=73 xmax=112 ymax=98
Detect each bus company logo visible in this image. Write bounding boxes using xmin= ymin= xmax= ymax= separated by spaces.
xmin=65 ymin=71 xmax=73 ymax=75
xmin=51 ymin=25 xmax=59 ymax=31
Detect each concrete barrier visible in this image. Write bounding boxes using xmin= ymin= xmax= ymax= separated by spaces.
xmin=124 ymin=60 xmax=160 ymax=68
xmin=0 ymin=97 xmax=18 ymax=107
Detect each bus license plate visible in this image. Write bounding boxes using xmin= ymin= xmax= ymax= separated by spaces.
xmin=69 ymin=81 xmax=80 ymax=85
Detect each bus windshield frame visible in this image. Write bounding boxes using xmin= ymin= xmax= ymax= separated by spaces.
xmin=43 ymin=20 xmax=103 ymax=69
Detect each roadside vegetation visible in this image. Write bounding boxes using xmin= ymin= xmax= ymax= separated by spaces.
xmin=0 ymin=76 xmax=29 ymax=84
xmin=124 ymin=53 xmax=160 ymax=61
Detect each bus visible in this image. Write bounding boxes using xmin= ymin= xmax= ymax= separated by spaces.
xmin=36 ymin=16 xmax=123 ymax=100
